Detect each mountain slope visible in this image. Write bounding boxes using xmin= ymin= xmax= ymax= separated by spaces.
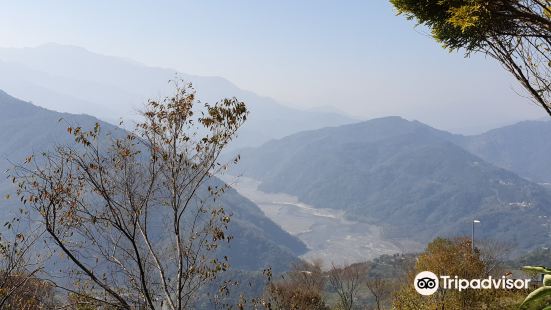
xmin=0 ymin=43 xmax=355 ymax=150
xmin=235 ymin=117 xmax=551 ymax=252
xmin=455 ymin=120 xmax=551 ymax=183
xmin=0 ymin=90 xmax=306 ymax=272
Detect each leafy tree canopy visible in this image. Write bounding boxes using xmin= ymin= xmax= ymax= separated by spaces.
xmin=391 ymin=0 xmax=551 ymax=51
xmin=391 ymin=0 xmax=551 ymax=115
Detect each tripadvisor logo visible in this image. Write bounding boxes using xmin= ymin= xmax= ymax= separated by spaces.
xmin=414 ymin=271 xmax=531 ymax=296
xmin=414 ymin=271 xmax=439 ymax=295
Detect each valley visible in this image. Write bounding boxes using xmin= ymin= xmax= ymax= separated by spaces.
xmin=1 ymin=2 xmax=550 ymax=307
xmin=232 ymin=117 xmax=551 ymax=253
xmin=223 ymin=176 xmax=420 ymax=267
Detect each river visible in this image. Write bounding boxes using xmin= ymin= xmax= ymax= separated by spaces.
xmin=223 ymin=176 xmax=417 ymax=267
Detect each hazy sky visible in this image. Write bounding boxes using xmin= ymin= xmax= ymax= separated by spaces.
xmin=0 ymin=0 xmax=545 ymax=133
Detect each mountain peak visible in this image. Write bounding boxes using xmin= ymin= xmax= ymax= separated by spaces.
xmin=362 ymin=115 xmax=411 ymax=126
xmin=334 ymin=115 xmax=447 ymax=142
xmin=362 ymin=116 xmax=432 ymax=127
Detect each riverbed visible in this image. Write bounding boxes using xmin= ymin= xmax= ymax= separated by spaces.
xmin=223 ymin=176 xmax=415 ymax=266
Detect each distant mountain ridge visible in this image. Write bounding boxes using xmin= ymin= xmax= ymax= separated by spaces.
xmin=234 ymin=116 xmax=551 ymax=252
xmin=0 ymin=43 xmax=355 ymax=150
xmin=0 ymin=89 xmax=306 ymax=273
xmin=454 ymin=119 xmax=551 ymax=183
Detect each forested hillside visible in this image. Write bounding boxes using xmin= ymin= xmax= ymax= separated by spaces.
xmin=235 ymin=117 xmax=551 ymax=252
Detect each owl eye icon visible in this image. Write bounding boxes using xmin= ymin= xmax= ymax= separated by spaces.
xmin=416 ymin=277 xmax=436 ymax=289
xmin=414 ymin=271 xmax=439 ymax=295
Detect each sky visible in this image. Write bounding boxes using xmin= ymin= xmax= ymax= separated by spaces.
xmin=0 ymin=0 xmax=545 ymax=133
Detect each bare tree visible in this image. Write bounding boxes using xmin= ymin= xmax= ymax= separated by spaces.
xmin=477 ymin=239 xmax=512 ymax=276
xmin=266 ymin=260 xmax=328 ymax=310
xmin=11 ymin=82 xmax=248 ymax=309
xmin=366 ymin=277 xmax=392 ymax=310
xmin=0 ymin=219 xmax=53 ymax=309
xmin=328 ymin=263 xmax=368 ymax=310
xmin=486 ymin=28 xmax=551 ymax=117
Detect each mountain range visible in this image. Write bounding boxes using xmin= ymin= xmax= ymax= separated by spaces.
xmin=0 ymin=43 xmax=355 ymax=151
xmin=455 ymin=121 xmax=551 ymax=184
xmin=234 ymin=116 xmax=551 ymax=252
xmin=0 ymin=89 xmax=306 ymax=273
xmin=3 ymin=43 xmax=551 ymax=259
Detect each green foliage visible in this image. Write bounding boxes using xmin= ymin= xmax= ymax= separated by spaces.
xmin=520 ymin=283 xmax=551 ymax=309
xmin=521 ymin=266 xmax=551 ymax=309
xmin=524 ymin=266 xmax=551 ymax=274
xmin=391 ymin=0 xmax=491 ymax=51
xmin=390 ymin=0 xmax=543 ymax=52
xmin=390 ymin=0 xmax=551 ymax=116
